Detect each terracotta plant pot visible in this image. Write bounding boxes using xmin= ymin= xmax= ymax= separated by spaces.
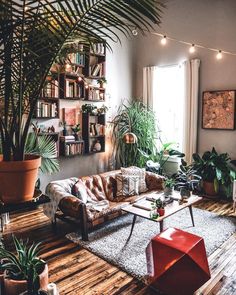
xmin=4 ymin=264 xmax=48 ymax=295
xmin=157 ymin=208 xmax=165 ymax=216
xmin=0 ymin=155 xmax=41 ymax=204
xmin=0 ymin=272 xmax=4 ymax=293
xmin=203 ymin=181 xmax=217 ymax=197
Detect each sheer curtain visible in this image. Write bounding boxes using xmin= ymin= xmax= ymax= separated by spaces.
xmin=143 ymin=59 xmax=200 ymax=163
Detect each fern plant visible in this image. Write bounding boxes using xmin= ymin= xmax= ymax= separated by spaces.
xmin=0 ymin=1 xmax=164 ymax=162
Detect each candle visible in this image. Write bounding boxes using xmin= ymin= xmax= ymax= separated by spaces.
xmin=47 ymin=283 xmax=58 ymax=295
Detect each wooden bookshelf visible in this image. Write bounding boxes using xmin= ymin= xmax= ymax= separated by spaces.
xmin=59 ymin=137 xmax=84 ymax=157
xmin=82 ymin=113 xmax=105 ymax=154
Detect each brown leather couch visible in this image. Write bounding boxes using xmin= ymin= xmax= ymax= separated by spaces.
xmin=44 ymin=169 xmax=164 ymax=240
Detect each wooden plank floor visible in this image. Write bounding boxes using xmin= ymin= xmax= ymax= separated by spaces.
xmin=2 ymin=199 xmax=236 ymax=295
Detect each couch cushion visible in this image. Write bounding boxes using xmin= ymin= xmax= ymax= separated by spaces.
xmin=71 ymin=179 xmax=88 ymax=203
xmin=100 ymin=170 xmax=120 ymax=201
xmin=145 ymin=171 xmax=165 ymax=190
xmin=80 ymin=175 xmax=106 ymax=201
xmin=121 ymin=166 xmax=148 ymax=193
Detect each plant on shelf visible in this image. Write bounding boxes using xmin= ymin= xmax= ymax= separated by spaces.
xmin=192 ymin=147 xmax=236 ymax=198
xmin=0 ymin=1 xmax=164 ymax=204
xmin=71 ymin=123 xmax=81 ymax=140
xmin=173 ymin=159 xmax=201 ymax=198
xmin=112 ymin=101 xmax=158 ymax=167
xmin=97 ymin=77 xmax=107 ymax=88
xmin=97 ymin=105 xmax=108 ymax=115
xmin=81 ymin=104 xmax=97 ymax=114
xmin=164 ymin=177 xmax=175 ymax=196
xmin=0 ymin=236 xmax=48 ymax=295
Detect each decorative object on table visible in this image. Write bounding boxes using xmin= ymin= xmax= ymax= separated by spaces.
xmin=93 ymin=140 xmax=102 ymax=152
xmin=62 ymin=108 xmax=76 ymax=126
xmin=112 ymin=101 xmax=157 ymax=167
xmin=0 ymin=236 xmax=48 ymax=295
xmin=154 ymin=199 xmax=165 ymax=216
xmin=192 ymin=148 xmax=236 ymax=198
xmin=47 ymin=283 xmax=58 ymax=295
xmin=202 ymin=90 xmax=235 ymax=130
xmin=173 ymin=159 xmax=201 ymax=198
xmin=146 ymin=228 xmax=211 ymax=295
xmin=163 ymin=178 xmax=175 ymax=196
xmin=71 ymin=123 xmax=81 ymax=141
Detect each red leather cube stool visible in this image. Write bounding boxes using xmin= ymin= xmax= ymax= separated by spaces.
xmin=146 ymin=228 xmax=211 ymax=295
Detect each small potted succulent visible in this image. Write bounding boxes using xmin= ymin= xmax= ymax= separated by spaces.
xmin=97 ymin=104 xmax=108 ymax=115
xmin=0 ymin=236 xmax=48 ymax=295
xmin=155 ymin=199 xmax=165 ymax=216
xmin=81 ymin=104 xmax=97 ymax=114
xmin=164 ymin=178 xmax=175 ymax=196
xmin=71 ymin=123 xmax=81 ymax=140
xmin=97 ymin=77 xmax=107 ymax=88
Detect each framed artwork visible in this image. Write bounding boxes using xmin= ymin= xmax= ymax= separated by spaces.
xmin=62 ymin=108 xmax=76 ymax=126
xmin=202 ymin=90 xmax=236 ymax=130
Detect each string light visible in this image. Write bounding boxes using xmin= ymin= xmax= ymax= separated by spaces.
xmin=216 ymin=50 xmax=223 ymax=60
xmin=132 ymin=29 xmax=138 ymax=36
xmin=189 ymin=44 xmax=195 ymax=53
xmin=161 ymin=35 xmax=167 ymax=45
xmin=151 ymin=32 xmax=236 ymax=59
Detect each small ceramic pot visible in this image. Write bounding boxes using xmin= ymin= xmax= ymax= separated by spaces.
xmin=164 ymin=187 xmax=173 ymax=196
xmin=157 ymin=208 xmax=165 ymax=216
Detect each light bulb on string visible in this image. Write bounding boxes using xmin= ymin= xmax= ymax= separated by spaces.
xmin=189 ymin=44 xmax=195 ymax=53
xmin=216 ymin=50 xmax=223 ymax=60
xmin=161 ymin=35 xmax=167 ymax=45
xmin=132 ymin=29 xmax=138 ymax=36
xmin=78 ymin=76 xmax=83 ymax=82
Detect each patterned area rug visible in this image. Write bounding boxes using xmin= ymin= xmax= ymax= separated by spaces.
xmin=66 ymin=207 xmax=235 ymax=280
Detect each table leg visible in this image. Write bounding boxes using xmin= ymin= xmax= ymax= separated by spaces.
xmin=127 ymin=215 xmax=137 ymax=240
xmin=160 ymin=220 xmax=164 ymax=232
xmin=189 ymin=205 xmax=195 ymax=227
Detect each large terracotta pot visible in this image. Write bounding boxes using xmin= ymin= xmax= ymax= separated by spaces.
xmin=203 ymin=181 xmax=217 ymax=196
xmin=0 ymin=155 xmax=41 ymax=204
xmin=4 ymin=264 xmax=48 ymax=295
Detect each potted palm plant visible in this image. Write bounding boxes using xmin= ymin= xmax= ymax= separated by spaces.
xmin=0 ymin=236 xmax=48 ymax=295
xmin=0 ymin=1 xmax=164 ymax=204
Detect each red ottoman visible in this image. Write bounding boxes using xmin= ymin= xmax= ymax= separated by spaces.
xmin=146 ymin=228 xmax=211 ymax=295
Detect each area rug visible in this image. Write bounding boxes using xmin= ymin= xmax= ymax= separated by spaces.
xmin=66 ymin=208 xmax=235 ymax=280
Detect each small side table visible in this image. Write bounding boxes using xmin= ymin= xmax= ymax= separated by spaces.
xmin=0 ymin=191 xmax=50 ymax=233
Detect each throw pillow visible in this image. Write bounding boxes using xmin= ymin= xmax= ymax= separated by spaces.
xmin=121 ymin=166 xmax=148 ymax=193
xmin=116 ymin=174 xmax=139 ymax=197
xmin=71 ymin=179 xmax=88 ymax=203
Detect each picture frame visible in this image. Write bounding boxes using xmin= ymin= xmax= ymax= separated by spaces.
xmin=202 ymin=90 xmax=236 ymax=130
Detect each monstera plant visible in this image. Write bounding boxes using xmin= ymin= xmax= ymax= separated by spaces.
xmin=0 ymin=1 xmax=164 ymax=204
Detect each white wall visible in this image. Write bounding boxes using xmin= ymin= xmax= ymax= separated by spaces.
xmin=133 ymin=0 xmax=236 ymax=159
xmin=39 ymin=35 xmax=134 ymax=191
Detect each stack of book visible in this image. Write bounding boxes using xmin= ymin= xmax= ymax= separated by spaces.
xmin=87 ymin=87 xmax=105 ymax=101
xmin=36 ymin=101 xmax=58 ymax=118
xmin=89 ymin=123 xmax=105 ymax=136
xmin=41 ymin=80 xmax=58 ymax=98
xmin=64 ymin=142 xmax=84 ymax=156
xmin=65 ymin=79 xmax=83 ymax=98
xmin=89 ymin=62 xmax=105 ymax=77
xmin=91 ymin=43 xmax=105 ymax=55
xmin=68 ymin=53 xmax=85 ymax=66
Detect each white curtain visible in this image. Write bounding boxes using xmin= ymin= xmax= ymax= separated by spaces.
xmin=181 ymin=59 xmax=200 ymax=163
xmin=143 ymin=66 xmax=157 ymax=109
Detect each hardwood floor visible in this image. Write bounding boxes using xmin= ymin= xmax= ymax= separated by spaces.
xmin=2 ymin=199 xmax=236 ymax=295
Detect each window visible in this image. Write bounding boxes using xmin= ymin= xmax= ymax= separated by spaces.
xmin=153 ymin=64 xmax=184 ymax=151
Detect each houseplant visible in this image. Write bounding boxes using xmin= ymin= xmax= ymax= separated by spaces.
xmin=164 ymin=178 xmax=175 ymax=196
xmin=173 ymin=159 xmax=202 ymax=197
xmin=0 ymin=1 xmax=164 ymax=203
xmin=155 ymin=199 xmax=165 ymax=216
xmin=71 ymin=123 xmax=81 ymax=140
xmin=0 ymin=236 xmax=48 ymax=295
xmin=112 ymin=101 xmax=158 ymax=167
xmin=192 ymin=148 xmax=236 ymax=197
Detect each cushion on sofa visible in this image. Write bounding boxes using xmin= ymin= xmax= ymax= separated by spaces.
xmin=80 ymin=175 xmax=106 ymax=201
xmin=145 ymin=171 xmax=165 ymax=190
xmin=116 ymin=174 xmax=139 ymax=197
xmin=121 ymin=166 xmax=148 ymax=193
xmin=100 ymin=170 xmax=120 ymax=201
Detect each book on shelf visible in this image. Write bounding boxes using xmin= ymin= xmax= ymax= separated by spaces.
xmin=87 ymin=87 xmax=104 ymax=101
xmin=68 ymin=52 xmax=85 ymax=66
xmin=90 ymin=62 xmax=105 ymax=77
xmin=60 ymin=135 xmax=75 ymax=142
xmin=36 ymin=101 xmax=58 ymax=118
xmin=65 ymin=79 xmax=83 ymax=98
xmin=91 ymin=43 xmax=105 ymax=55
xmin=89 ymin=123 xmax=105 ymax=136
xmin=64 ymin=141 xmax=84 ymax=156
xmin=42 ymin=79 xmax=58 ymax=98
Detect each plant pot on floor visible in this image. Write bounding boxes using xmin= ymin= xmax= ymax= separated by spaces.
xmin=4 ymin=264 xmax=48 ymax=295
xmin=203 ymin=181 xmax=217 ymax=197
xmin=0 ymin=155 xmax=41 ymax=204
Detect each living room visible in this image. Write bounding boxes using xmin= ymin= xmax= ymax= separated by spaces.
xmin=0 ymin=1 xmax=235 ymax=295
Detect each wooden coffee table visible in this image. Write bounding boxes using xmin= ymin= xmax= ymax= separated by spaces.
xmin=122 ymin=191 xmax=202 ymax=240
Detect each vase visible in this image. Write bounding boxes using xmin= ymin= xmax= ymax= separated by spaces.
xmin=0 ymin=155 xmax=41 ymax=204
xmin=203 ymin=181 xmax=217 ymax=197
xmin=94 ymin=141 xmax=101 ymax=152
